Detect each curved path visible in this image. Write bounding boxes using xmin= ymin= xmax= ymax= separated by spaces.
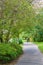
xmin=15 ymin=42 xmax=43 ymax=65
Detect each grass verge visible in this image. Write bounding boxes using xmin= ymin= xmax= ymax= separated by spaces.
xmin=34 ymin=42 xmax=43 ymax=53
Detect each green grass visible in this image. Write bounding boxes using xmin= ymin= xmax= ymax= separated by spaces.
xmin=34 ymin=42 xmax=43 ymax=53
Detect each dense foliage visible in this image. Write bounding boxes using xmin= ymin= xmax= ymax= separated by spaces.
xmin=0 ymin=43 xmax=22 ymax=63
xmin=0 ymin=0 xmax=35 ymax=43
xmin=0 ymin=0 xmax=43 ymax=63
xmin=33 ymin=10 xmax=43 ymax=42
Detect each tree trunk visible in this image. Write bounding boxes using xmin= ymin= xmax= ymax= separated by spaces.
xmin=0 ymin=31 xmax=3 ymax=43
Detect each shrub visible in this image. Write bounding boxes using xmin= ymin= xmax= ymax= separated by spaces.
xmin=10 ymin=43 xmax=23 ymax=56
xmin=0 ymin=43 xmax=22 ymax=63
xmin=18 ymin=38 xmax=23 ymax=44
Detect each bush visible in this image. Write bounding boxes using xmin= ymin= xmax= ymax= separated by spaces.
xmin=18 ymin=38 xmax=23 ymax=44
xmin=0 ymin=43 xmax=23 ymax=63
xmin=10 ymin=43 xmax=23 ymax=56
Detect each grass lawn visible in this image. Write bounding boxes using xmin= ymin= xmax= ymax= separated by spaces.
xmin=34 ymin=42 xmax=43 ymax=53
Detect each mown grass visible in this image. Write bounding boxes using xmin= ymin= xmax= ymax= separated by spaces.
xmin=34 ymin=42 xmax=43 ymax=53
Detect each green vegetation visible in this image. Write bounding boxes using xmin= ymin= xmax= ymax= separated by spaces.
xmin=34 ymin=42 xmax=43 ymax=53
xmin=0 ymin=0 xmax=35 ymax=43
xmin=33 ymin=10 xmax=43 ymax=42
xmin=0 ymin=43 xmax=22 ymax=63
xmin=0 ymin=0 xmax=43 ymax=64
xmin=0 ymin=0 xmax=34 ymax=63
xmin=18 ymin=38 xmax=23 ymax=44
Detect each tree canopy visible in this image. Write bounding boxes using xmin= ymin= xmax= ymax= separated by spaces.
xmin=0 ymin=0 xmax=36 ymax=42
xmin=0 ymin=0 xmax=43 ymax=42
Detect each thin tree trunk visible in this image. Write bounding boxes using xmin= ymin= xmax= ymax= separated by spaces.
xmin=0 ymin=31 xmax=3 ymax=43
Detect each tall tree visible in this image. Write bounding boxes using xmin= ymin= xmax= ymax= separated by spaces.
xmin=0 ymin=0 xmax=35 ymax=43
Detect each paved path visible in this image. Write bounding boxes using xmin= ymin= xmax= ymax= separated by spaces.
xmin=15 ymin=42 xmax=43 ymax=65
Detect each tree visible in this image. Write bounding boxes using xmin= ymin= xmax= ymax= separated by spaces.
xmin=0 ymin=0 xmax=35 ymax=43
xmin=31 ymin=9 xmax=43 ymax=42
